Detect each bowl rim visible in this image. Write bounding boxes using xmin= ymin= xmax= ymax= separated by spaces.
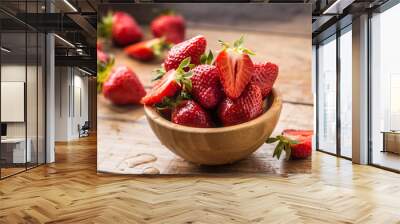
xmin=144 ymin=88 xmax=282 ymax=134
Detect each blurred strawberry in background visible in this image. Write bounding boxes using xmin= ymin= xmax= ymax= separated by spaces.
xmin=103 ymin=65 xmax=146 ymax=105
xmin=124 ymin=38 xmax=170 ymax=62
xmin=99 ymin=11 xmax=143 ymax=46
xmin=151 ymin=13 xmax=186 ymax=44
xmin=97 ymin=49 xmax=114 ymax=91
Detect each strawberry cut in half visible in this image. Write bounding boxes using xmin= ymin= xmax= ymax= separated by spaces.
xmin=266 ymin=129 xmax=313 ymax=160
xmin=141 ymin=58 xmax=193 ymax=105
xmin=124 ymin=38 xmax=170 ymax=61
xmin=250 ymin=62 xmax=279 ymax=98
xmin=164 ymin=35 xmax=206 ymax=71
xmin=215 ymin=36 xmax=255 ymax=99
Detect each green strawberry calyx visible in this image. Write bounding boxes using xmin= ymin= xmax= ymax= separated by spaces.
xmin=174 ymin=57 xmax=194 ymax=92
xmin=149 ymin=37 xmax=172 ymax=57
xmin=98 ymin=12 xmax=113 ymax=39
xmin=97 ymin=54 xmax=115 ymax=92
xmin=155 ymin=91 xmax=191 ymax=112
xmin=218 ymin=36 xmax=255 ymax=56
xmin=200 ymin=50 xmax=214 ymax=65
xmin=266 ymin=135 xmax=298 ymax=160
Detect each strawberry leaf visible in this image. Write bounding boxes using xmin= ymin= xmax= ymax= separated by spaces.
xmin=233 ymin=35 xmax=244 ymax=48
xmin=267 ymin=135 xmax=295 ymax=160
xmin=97 ymin=55 xmax=114 ymax=92
xmin=98 ymin=12 xmax=113 ymax=39
xmin=266 ymin=137 xmax=278 ymax=143
xmin=177 ymin=57 xmax=191 ymax=72
xmin=200 ymin=50 xmax=214 ymax=65
xmin=152 ymin=67 xmax=166 ymax=81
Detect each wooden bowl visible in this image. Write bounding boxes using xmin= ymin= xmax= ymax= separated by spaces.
xmin=144 ymin=89 xmax=282 ymax=165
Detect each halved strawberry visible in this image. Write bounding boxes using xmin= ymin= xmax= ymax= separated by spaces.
xmin=124 ymin=38 xmax=170 ymax=61
xmin=215 ymin=36 xmax=255 ymax=99
xmin=141 ymin=58 xmax=193 ymax=105
xmin=267 ymin=129 xmax=313 ymax=160
xmin=282 ymin=129 xmax=313 ymax=137
xmin=250 ymin=62 xmax=279 ymax=98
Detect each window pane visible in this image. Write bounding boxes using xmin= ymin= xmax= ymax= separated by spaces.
xmin=340 ymin=28 xmax=352 ymax=158
xmin=371 ymin=3 xmax=400 ymax=171
xmin=318 ymin=36 xmax=337 ymax=154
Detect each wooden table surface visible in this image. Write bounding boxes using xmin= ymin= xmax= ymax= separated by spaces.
xmin=97 ymin=27 xmax=313 ymax=175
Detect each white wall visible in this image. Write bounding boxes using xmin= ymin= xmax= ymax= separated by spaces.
xmin=54 ymin=67 xmax=89 ymax=141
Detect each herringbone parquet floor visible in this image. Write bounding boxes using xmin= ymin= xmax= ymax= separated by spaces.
xmin=1 ymin=135 xmax=400 ymax=224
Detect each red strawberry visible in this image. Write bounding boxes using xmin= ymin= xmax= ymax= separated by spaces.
xmin=250 ymin=62 xmax=279 ymax=98
xmin=151 ymin=14 xmax=185 ymax=44
xmin=102 ymin=65 xmax=146 ymax=105
xmin=141 ymin=58 xmax=192 ymax=105
xmin=99 ymin=12 xmax=143 ymax=46
xmin=282 ymin=129 xmax=313 ymax=137
xmin=124 ymin=38 xmax=169 ymax=61
xmin=191 ymin=64 xmax=223 ymax=109
xmin=215 ymin=37 xmax=255 ymax=99
xmin=290 ymin=137 xmax=312 ymax=159
xmin=171 ymin=100 xmax=213 ymax=128
xmin=164 ymin=35 xmax=206 ymax=71
xmin=218 ymin=84 xmax=263 ymax=126
xmin=267 ymin=130 xmax=313 ymax=160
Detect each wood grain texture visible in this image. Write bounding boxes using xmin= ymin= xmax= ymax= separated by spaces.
xmin=98 ymin=26 xmax=313 ymax=174
xmin=1 ymin=136 xmax=400 ymax=223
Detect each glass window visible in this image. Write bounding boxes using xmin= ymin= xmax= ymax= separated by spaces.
xmin=339 ymin=27 xmax=352 ymax=158
xmin=371 ymin=3 xmax=400 ymax=171
xmin=317 ymin=35 xmax=337 ymax=154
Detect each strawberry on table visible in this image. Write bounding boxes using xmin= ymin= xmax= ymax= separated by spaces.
xmin=99 ymin=11 xmax=143 ymax=46
xmin=124 ymin=38 xmax=170 ymax=61
xmin=250 ymin=62 xmax=279 ymax=98
xmin=102 ymin=65 xmax=146 ymax=105
xmin=267 ymin=129 xmax=313 ymax=160
xmin=171 ymin=100 xmax=213 ymax=128
xmin=141 ymin=58 xmax=193 ymax=105
xmin=190 ymin=51 xmax=223 ymax=109
xmin=97 ymin=49 xmax=114 ymax=91
xmin=215 ymin=36 xmax=255 ymax=99
xmin=218 ymin=84 xmax=263 ymax=126
xmin=164 ymin=35 xmax=206 ymax=71
xmin=151 ymin=13 xmax=185 ymax=44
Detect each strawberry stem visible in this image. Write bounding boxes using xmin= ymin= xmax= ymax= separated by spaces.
xmin=97 ymin=54 xmax=115 ymax=92
xmin=98 ymin=12 xmax=113 ymax=39
xmin=218 ymin=36 xmax=255 ymax=56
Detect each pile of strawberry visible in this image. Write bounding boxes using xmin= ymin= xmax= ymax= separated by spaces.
xmin=98 ymin=11 xmax=185 ymax=61
xmin=142 ymin=35 xmax=279 ymax=128
xmin=97 ymin=11 xmax=186 ymax=104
